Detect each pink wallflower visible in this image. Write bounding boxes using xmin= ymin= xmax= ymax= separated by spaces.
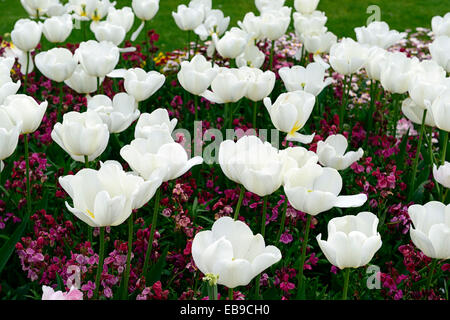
xmin=42 ymin=285 xmax=83 ymax=300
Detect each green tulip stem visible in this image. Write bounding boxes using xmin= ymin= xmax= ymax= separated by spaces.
xmin=426 ymin=259 xmax=438 ymax=291
xmin=261 ymin=196 xmax=268 ymax=238
xmin=228 ymin=287 xmax=233 ymax=301
xmin=194 ymin=94 xmax=199 ymax=122
xmin=187 ymin=30 xmax=191 ymax=61
xmin=24 ymin=134 xmax=31 ymax=216
xmin=276 ymin=195 xmax=289 ymax=242
xmin=94 ymin=226 xmax=105 ymax=300
xmin=207 ymin=282 xmax=218 ymax=300
xmin=233 ymin=185 xmax=245 ymax=221
xmin=296 ymin=214 xmax=312 ymax=299
xmin=408 ymin=109 xmax=427 ymax=200
xmin=269 ymin=40 xmax=275 ymax=70
xmin=252 ymin=100 xmax=258 ymax=130
xmin=441 ymin=131 xmax=449 ymax=166
xmin=97 ymin=77 xmax=103 ymax=95
xmin=391 ymin=93 xmax=401 ymax=137
xmin=342 ymin=268 xmax=351 ymax=300
xmin=122 ymin=214 xmax=134 ymax=300
xmin=366 ymin=79 xmax=376 ymax=145
xmin=24 ymin=52 xmax=29 ymax=92
xmin=143 ymin=188 xmax=161 ymax=280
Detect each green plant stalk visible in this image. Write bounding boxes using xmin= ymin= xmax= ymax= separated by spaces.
xmin=296 ymin=214 xmax=312 ymax=299
xmin=276 ymin=196 xmax=288 ymax=242
xmin=142 ymin=188 xmax=161 ymax=279
xmin=391 ymin=93 xmax=400 ymax=137
xmin=254 ymin=196 xmax=268 ymax=299
xmin=342 ymin=268 xmax=351 ymax=300
xmin=24 ymin=134 xmax=31 ymax=216
xmin=121 ymin=215 xmax=134 ymax=300
xmin=207 ymin=283 xmax=218 ymax=300
xmin=228 ymin=287 xmax=233 ymax=300
xmin=269 ymin=40 xmax=275 ymax=70
xmin=440 ymin=131 xmax=449 ymax=201
xmin=94 ymin=227 xmax=105 ymax=300
xmin=365 ymin=79 xmax=376 ymax=147
xmin=187 ymin=30 xmax=191 ymax=61
xmin=339 ymin=75 xmax=351 ymax=128
xmin=233 ymin=185 xmax=245 ymax=221
xmin=83 ymin=155 xmax=93 ymax=245
xmin=194 ymin=94 xmax=199 ymax=122
xmin=97 ymin=77 xmax=103 ymax=95
xmin=253 ymin=100 xmax=258 ymax=130
xmin=408 ymin=109 xmax=427 ymax=200
xmin=426 ymin=259 xmax=438 ymax=291
xmin=24 ymin=52 xmax=29 ymax=92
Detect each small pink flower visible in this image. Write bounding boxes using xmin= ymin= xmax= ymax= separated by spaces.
xmin=42 ymin=286 xmax=83 ymax=300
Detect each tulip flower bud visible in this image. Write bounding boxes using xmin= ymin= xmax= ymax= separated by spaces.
xmin=2 ymin=94 xmax=47 ymax=134
xmin=11 ymin=18 xmax=42 ymax=52
xmin=409 ymin=201 xmax=450 ymax=259
xmin=43 ymin=14 xmax=73 ymax=43
xmin=35 ymin=48 xmax=77 ymax=82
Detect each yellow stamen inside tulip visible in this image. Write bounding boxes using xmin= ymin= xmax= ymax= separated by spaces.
xmin=308 ymin=190 xmax=313 ymax=193
xmin=87 ymin=210 xmax=95 ymax=219
xmin=301 ymin=82 xmax=306 ymax=88
xmin=289 ymin=121 xmax=302 ymax=136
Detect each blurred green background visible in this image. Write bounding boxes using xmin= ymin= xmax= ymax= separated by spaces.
xmin=0 ymin=0 xmax=447 ymax=51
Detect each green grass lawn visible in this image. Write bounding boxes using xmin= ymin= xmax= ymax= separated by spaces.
xmin=0 ymin=0 xmax=448 ymax=52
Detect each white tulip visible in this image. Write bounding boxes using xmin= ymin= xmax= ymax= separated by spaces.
xmin=329 ymin=38 xmax=369 ymax=75
xmin=2 ymin=94 xmax=47 ymax=134
xmin=91 ymin=21 xmax=126 ymax=46
xmin=433 ymin=162 xmax=450 ymax=189
xmin=279 ymin=146 xmax=318 ymax=184
xmin=429 ymin=36 xmax=450 ymax=73
xmin=11 ymin=18 xmax=42 ymax=52
xmin=236 ymin=44 xmax=266 ymax=69
xmin=69 ymin=0 xmax=113 ymax=21
xmin=201 ymin=68 xmax=248 ymax=104
xmin=43 ymin=14 xmax=73 ymax=43
xmin=408 ymin=60 xmax=449 ymax=109
xmin=134 ymin=108 xmax=178 ymax=139
xmin=264 ymin=91 xmax=316 ymax=144
xmin=35 ymin=48 xmax=77 ymax=82
xmin=402 ymin=98 xmax=436 ymax=127
xmin=364 ymin=46 xmax=389 ymax=81
xmin=0 ymin=58 xmax=21 ymax=104
xmin=107 ymin=6 xmax=135 ymax=33
xmin=355 ymin=21 xmax=406 ymax=49
xmin=194 ymin=9 xmax=230 ymax=41
xmin=214 ymin=28 xmax=249 ymax=59
xmin=59 ymin=160 xmax=162 ymax=227
xmin=293 ymin=11 xmax=327 ymax=35
xmin=21 ymin=0 xmax=59 ymax=17
xmin=238 ymin=67 xmax=275 ymax=102
xmin=120 ymin=134 xmax=203 ymax=183
xmin=87 ymin=93 xmax=140 ymax=133
xmin=255 ymin=0 xmax=285 ymax=13
xmin=259 ymin=7 xmax=291 ymax=41
xmin=284 ymin=162 xmax=367 ymax=215
xmin=237 ymin=12 xmax=261 ymax=40
xmin=192 ymin=216 xmax=282 ymax=288
xmin=409 ymin=201 xmax=450 ymax=259
xmin=317 ymin=212 xmax=382 ymax=269
xmin=279 ymin=62 xmax=332 ymax=96
xmin=123 ymin=68 xmax=165 ymax=102
xmin=432 ymin=13 xmax=450 ymax=37
xmin=431 ymin=89 xmax=450 ymax=132
xmin=2 ymin=46 xmax=34 ymax=75
xmin=218 ymin=135 xmax=283 ymax=197
xmin=177 ymin=55 xmax=219 ymax=96
xmin=64 ymin=64 xmax=101 ymax=94
xmin=0 ymin=107 xmax=21 ymax=162
xmin=172 ymin=4 xmax=204 ymax=31
xmin=316 ymin=134 xmax=364 ymax=170
xmin=75 ymin=40 xmax=120 ymax=78
xmin=51 ymin=110 xmax=110 ymax=162
xmin=299 ymin=30 xmax=337 ymax=55
xmin=132 ymin=0 xmax=159 ymax=21
xmin=380 ymin=52 xmax=420 ymax=94
xmin=189 ymin=0 xmax=211 ymax=16
xmin=294 ymin=0 xmax=320 ymax=14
